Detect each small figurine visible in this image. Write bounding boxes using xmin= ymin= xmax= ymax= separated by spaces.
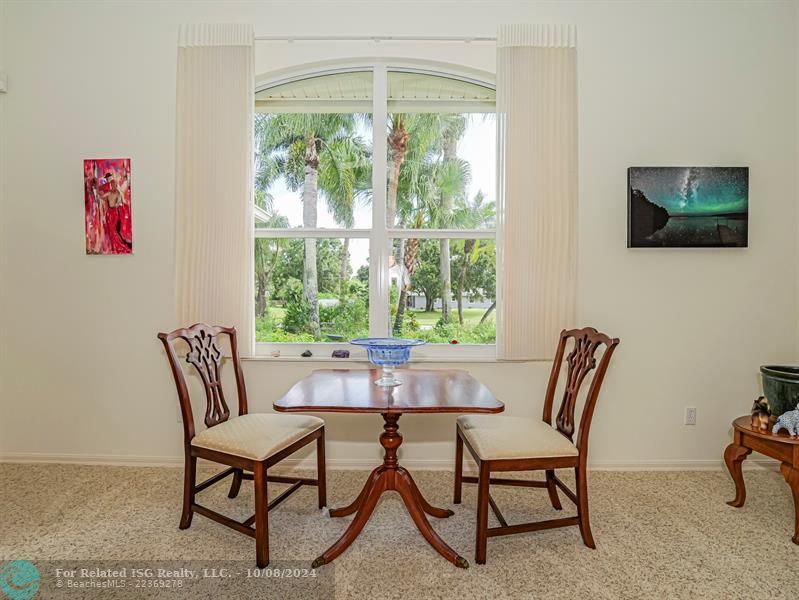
xmin=332 ymin=349 xmax=350 ymax=358
xmin=772 ymin=403 xmax=799 ymax=437
xmin=301 ymin=350 xmax=313 ymax=358
xmin=270 ymin=349 xmax=281 ymax=358
xmin=750 ymin=396 xmax=770 ymax=432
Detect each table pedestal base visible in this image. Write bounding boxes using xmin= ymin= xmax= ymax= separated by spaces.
xmin=312 ymin=413 xmax=468 ymax=568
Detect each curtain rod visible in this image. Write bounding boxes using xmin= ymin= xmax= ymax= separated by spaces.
xmin=254 ymin=35 xmax=495 ymax=43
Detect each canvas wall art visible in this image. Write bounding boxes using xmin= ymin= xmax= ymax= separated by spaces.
xmin=628 ymin=167 xmax=748 ymax=248
xmin=84 ymin=158 xmax=133 ymax=255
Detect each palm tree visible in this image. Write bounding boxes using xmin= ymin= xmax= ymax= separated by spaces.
xmin=317 ymin=135 xmax=371 ymax=295
xmin=435 ymin=117 xmax=467 ymax=324
xmin=452 ymin=191 xmax=496 ymax=325
xmin=387 ymin=114 xmax=409 ymax=228
xmin=254 ymin=189 xmax=290 ymax=318
xmin=387 ymin=113 xmax=440 ymax=305
xmin=392 ymin=213 xmax=424 ymax=333
xmin=395 ymin=115 xmax=469 ymax=324
xmin=254 ymin=113 xmax=370 ymax=338
xmin=388 ymin=114 xmax=470 ymax=334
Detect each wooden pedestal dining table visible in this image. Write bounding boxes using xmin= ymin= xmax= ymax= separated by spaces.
xmin=274 ymin=368 xmax=504 ymax=568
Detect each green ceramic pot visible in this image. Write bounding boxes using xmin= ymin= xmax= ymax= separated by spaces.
xmin=761 ymin=365 xmax=799 ymax=417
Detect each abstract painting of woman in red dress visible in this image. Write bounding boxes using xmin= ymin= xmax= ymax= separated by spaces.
xmin=84 ymin=158 xmax=132 ymax=254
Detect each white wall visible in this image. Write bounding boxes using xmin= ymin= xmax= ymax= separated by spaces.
xmin=0 ymin=1 xmax=797 ymax=468
xmin=0 ymin=0 xmax=7 ymax=455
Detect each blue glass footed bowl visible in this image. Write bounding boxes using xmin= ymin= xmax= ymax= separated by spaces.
xmin=350 ymin=338 xmax=427 ymax=386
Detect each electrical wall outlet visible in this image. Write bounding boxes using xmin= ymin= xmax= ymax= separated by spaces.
xmin=684 ymin=406 xmax=697 ymax=426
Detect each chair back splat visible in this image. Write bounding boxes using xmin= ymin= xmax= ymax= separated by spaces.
xmin=542 ymin=327 xmax=620 ymax=451
xmin=158 ymin=323 xmax=249 ymax=442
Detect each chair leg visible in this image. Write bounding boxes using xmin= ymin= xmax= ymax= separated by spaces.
xmin=316 ymin=429 xmax=327 ymax=509
xmin=179 ymin=455 xmax=196 ymax=529
xmin=228 ymin=468 xmax=243 ymax=499
xmin=254 ymin=462 xmax=269 ymax=567
xmin=454 ymin=427 xmax=464 ymax=504
xmin=575 ymin=464 xmax=595 ymax=549
xmin=545 ymin=469 xmax=562 ymax=510
xmin=475 ymin=461 xmax=490 ymax=564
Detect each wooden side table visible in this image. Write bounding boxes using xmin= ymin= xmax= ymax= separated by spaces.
xmin=724 ymin=415 xmax=799 ymax=544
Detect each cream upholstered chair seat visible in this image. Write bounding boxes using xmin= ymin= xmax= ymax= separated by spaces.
xmin=192 ymin=413 xmax=324 ymax=461
xmin=456 ymin=415 xmax=578 ymax=461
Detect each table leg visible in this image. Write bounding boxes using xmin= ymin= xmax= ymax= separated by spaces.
xmin=395 ymin=468 xmax=466 ymax=567
xmin=313 ymin=468 xmax=387 ymax=567
xmin=314 ymin=413 xmax=467 ymax=568
xmin=328 ymin=466 xmax=382 ymax=518
xmin=779 ymin=463 xmax=799 ymax=545
xmin=724 ymin=442 xmax=751 ymax=507
xmin=400 ymin=466 xmax=454 ymax=519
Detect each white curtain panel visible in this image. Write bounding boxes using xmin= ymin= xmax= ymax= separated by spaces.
xmin=174 ymin=24 xmax=255 ymax=355
xmin=496 ymin=24 xmax=578 ymax=361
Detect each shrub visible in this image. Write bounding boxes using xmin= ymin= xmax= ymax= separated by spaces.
xmin=410 ymin=319 xmax=496 ymax=344
xmin=320 ymin=294 xmax=369 ymax=340
xmin=281 ymin=278 xmax=310 ymax=334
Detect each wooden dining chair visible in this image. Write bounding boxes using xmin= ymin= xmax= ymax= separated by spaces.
xmin=453 ymin=327 xmax=619 ymax=564
xmin=158 ymin=323 xmax=326 ymax=568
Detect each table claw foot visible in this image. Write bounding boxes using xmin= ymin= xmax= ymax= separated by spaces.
xmin=311 ymin=557 xmax=326 ymax=569
xmin=455 ymin=556 xmax=469 ymax=569
xmin=421 ymin=504 xmax=454 ymax=519
xmin=724 ymin=443 xmax=751 ymax=507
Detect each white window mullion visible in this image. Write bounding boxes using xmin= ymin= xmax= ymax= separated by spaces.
xmin=369 ymin=65 xmax=390 ymax=338
xmin=387 ymin=228 xmax=496 ymax=240
xmin=254 ymin=228 xmax=371 ymax=239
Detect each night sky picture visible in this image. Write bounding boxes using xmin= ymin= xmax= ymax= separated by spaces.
xmin=628 ymin=167 xmax=748 ymax=248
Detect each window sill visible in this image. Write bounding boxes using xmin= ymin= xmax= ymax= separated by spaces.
xmin=251 ymin=342 xmax=497 ymax=363
xmin=244 ymin=355 xmax=503 ymax=364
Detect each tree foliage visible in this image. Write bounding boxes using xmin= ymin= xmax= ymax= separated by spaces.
xmin=253 ymin=110 xmax=497 ymax=344
xmin=271 ymin=239 xmax=349 ymax=300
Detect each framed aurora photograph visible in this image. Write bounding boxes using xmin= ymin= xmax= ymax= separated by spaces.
xmin=84 ymin=158 xmax=133 ymax=255
xmin=627 ymin=167 xmax=748 ymax=248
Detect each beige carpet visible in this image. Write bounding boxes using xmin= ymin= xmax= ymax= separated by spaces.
xmin=1 ymin=464 xmax=796 ymax=599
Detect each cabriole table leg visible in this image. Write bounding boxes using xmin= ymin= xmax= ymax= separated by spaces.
xmin=724 ymin=442 xmax=751 ymax=507
xmin=780 ymin=463 xmax=799 ymax=545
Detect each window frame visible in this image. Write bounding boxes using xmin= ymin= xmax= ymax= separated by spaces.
xmin=253 ymin=60 xmax=498 ymax=361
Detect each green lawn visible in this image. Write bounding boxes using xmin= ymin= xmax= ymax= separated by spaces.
xmin=408 ymin=307 xmax=494 ymax=327
xmin=266 ymin=305 xmax=493 ymax=329
xmin=270 ymin=305 xmax=286 ymax=323
xmin=261 ymin=303 xmax=495 ymax=344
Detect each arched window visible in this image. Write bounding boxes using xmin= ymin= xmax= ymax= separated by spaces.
xmin=253 ymin=64 xmax=496 ymax=358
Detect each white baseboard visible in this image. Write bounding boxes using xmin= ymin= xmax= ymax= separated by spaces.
xmin=0 ymin=452 xmax=780 ymax=472
xmin=589 ymin=459 xmax=779 ymax=471
xmin=0 ymin=452 xmax=186 ymax=468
